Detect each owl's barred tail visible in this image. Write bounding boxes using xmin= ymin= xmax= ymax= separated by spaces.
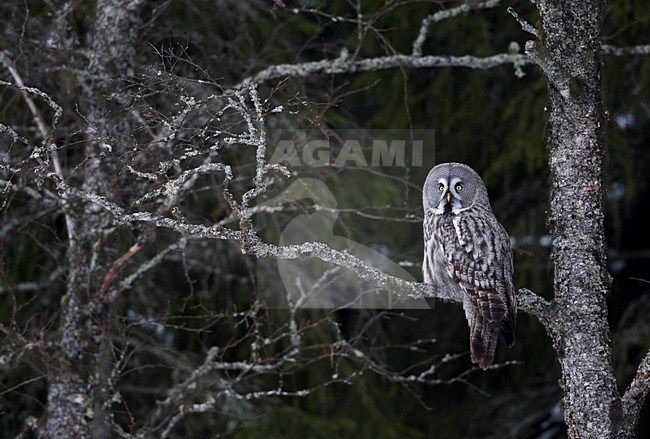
xmin=470 ymin=320 xmax=499 ymax=370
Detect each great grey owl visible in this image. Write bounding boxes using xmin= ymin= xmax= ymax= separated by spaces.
xmin=422 ymin=162 xmax=516 ymax=370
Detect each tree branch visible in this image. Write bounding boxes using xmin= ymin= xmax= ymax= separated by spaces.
xmin=603 ymin=44 xmax=650 ymax=56
xmin=412 ymin=0 xmax=502 ymax=57
xmin=523 ymin=40 xmax=571 ymax=99
xmin=240 ymin=53 xmax=532 ymax=87
xmin=0 ymin=59 xmax=76 ymax=244
xmin=59 ymin=181 xmax=243 ymax=241
xmin=516 ymin=287 xmax=552 ymax=321
xmin=98 ymin=244 xmax=142 ymax=301
xmin=506 ymin=7 xmax=540 ymax=38
xmin=619 ymin=348 xmax=650 ymax=438
xmin=251 ymin=241 xmax=548 ymax=318
xmin=50 ymin=175 xmax=552 ymax=318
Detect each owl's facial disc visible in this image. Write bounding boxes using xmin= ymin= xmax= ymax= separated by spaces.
xmin=434 ymin=176 xmax=470 ymax=215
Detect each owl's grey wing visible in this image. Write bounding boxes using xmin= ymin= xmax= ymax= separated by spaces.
xmin=423 ymin=214 xmax=465 ymax=302
xmin=445 ymin=215 xmax=516 ymax=369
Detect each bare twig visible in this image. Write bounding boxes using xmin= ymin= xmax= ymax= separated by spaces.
xmin=507 ymin=7 xmax=540 ymax=38
xmin=413 ymin=0 xmax=502 ymax=57
xmin=98 ymin=244 xmax=142 ymax=300
xmin=0 ymin=58 xmax=76 ymax=244
xmin=603 ymin=44 xmax=650 ymax=56
xmin=59 ymin=180 xmax=243 ymax=241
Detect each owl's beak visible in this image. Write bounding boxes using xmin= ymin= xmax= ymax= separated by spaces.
xmin=446 ymin=191 xmax=453 ymax=204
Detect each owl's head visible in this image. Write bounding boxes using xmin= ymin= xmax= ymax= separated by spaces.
xmin=423 ymin=162 xmax=489 ymax=215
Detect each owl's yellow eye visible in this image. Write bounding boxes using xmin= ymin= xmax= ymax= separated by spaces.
xmin=438 ymin=183 xmax=444 ymax=192
xmin=455 ymin=183 xmax=463 ymax=192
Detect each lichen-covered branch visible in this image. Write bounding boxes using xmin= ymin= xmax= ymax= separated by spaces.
xmin=412 ymin=0 xmax=502 ymax=57
xmin=603 ymin=44 xmax=650 ymax=56
xmin=240 ymin=53 xmax=532 ymax=87
xmin=618 ymin=348 xmax=650 ymax=438
xmin=523 ymin=40 xmax=571 ymax=99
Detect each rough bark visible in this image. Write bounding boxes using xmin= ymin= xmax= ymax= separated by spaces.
xmin=38 ymin=1 xmax=145 ymax=438
xmin=619 ymin=350 xmax=650 ymax=438
xmin=531 ymin=0 xmax=621 ymax=437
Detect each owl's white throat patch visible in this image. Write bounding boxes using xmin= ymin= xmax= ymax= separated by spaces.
xmin=451 ymin=205 xmax=472 ymax=214
xmin=433 ymin=199 xmax=471 ymax=215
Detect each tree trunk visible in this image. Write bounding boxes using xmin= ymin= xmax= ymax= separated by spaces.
xmin=38 ymin=1 xmax=144 ymax=437
xmin=535 ymin=0 xmax=621 ymax=436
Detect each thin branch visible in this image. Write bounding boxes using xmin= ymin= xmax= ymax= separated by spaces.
xmin=0 ymin=57 xmax=76 ymax=244
xmin=118 ymin=239 xmax=185 ymax=293
xmin=412 ymin=0 xmax=502 ymax=57
xmin=98 ymin=244 xmax=142 ymax=300
xmin=507 ymin=7 xmax=540 ymax=38
xmin=58 ymin=180 xmax=242 ymax=241
xmin=603 ymin=44 xmax=650 ymax=56
xmin=228 ymin=13 xmax=650 ymax=89
xmin=0 ymin=123 xmax=30 ymax=147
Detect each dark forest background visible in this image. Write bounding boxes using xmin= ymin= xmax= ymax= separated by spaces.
xmin=1 ymin=1 xmax=649 ymax=437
